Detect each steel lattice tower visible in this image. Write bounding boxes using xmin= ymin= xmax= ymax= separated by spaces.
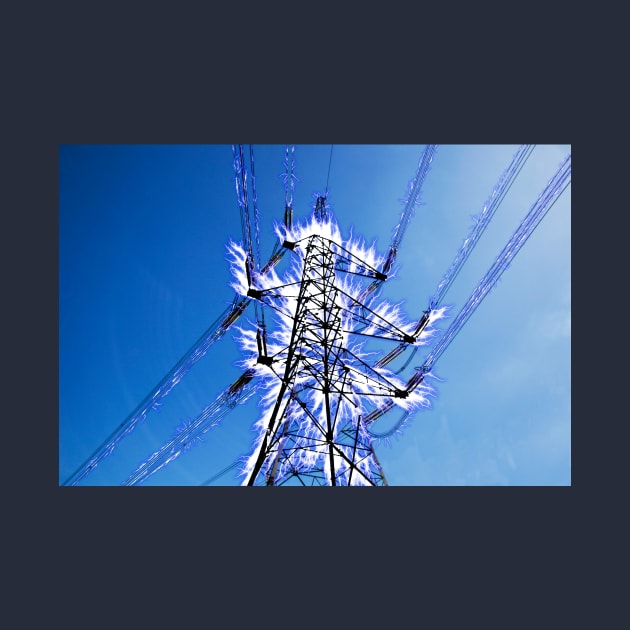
xmin=243 ymin=196 xmax=427 ymax=486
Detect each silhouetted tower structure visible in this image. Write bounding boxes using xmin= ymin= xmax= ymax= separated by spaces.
xmin=244 ymin=203 xmax=416 ymax=484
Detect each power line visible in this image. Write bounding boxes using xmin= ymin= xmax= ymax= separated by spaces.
xmin=325 ymin=144 xmax=333 ymax=196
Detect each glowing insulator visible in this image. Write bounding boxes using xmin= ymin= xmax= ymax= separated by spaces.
xmin=382 ymin=248 xmax=397 ymax=274
xmin=405 ymin=371 xmax=425 ymax=393
xmin=374 ymin=344 xmax=405 ymax=368
xmin=412 ymin=310 xmax=431 ymax=337
xmin=284 ymin=204 xmax=293 ymax=229
xmin=364 ymin=400 xmax=394 ymax=424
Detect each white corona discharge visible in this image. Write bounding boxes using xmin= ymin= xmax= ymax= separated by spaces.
xmin=228 ymin=212 xmax=446 ymax=486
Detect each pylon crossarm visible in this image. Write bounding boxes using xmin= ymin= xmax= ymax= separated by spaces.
xmin=334 ymin=285 xmax=416 ymax=343
xmin=286 ymin=235 xmax=388 ymax=281
xmin=340 ymin=347 xmax=409 ymax=396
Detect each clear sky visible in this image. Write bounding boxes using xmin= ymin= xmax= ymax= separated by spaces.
xmin=59 ymin=144 xmax=571 ymax=486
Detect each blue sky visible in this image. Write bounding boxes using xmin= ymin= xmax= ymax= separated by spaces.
xmin=59 ymin=144 xmax=571 ymax=486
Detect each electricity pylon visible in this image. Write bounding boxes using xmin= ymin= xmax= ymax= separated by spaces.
xmin=243 ymin=197 xmax=428 ymax=485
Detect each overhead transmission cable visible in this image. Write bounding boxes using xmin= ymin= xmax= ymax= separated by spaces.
xmin=386 ymin=144 xmax=438 ymax=271
xmin=281 ymin=144 xmax=297 ymax=231
xmin=131 ymin=145 xmax=310 ymax=486
xmin=61 ymin=296 xmax=251 ymax=486
xmin=365 ymin=146 xmax=562 ymax=440
xmin=357 ymin=144 xmax=437 ymax=306
xmin=371 ymin=144 xmax=536 ymax=378
xmin=325 ymin=144 xmax=333 ymax=197
xmin=418 ymin=152 xmax=571 ymax=375
xmin=201 ymin=459 xmax=242 ymax=486
xmin=429 ymin=144 xmax=536 ymax=309
xmin=245 ymin=145 xmax=266 ymax=334
xmin=123 ymin=370 xmax=259 ymax=485
xmin=62 ymin=147 xmax=289 ymax=486
xmin=125 ymin=146 xmax=303 ymax=486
